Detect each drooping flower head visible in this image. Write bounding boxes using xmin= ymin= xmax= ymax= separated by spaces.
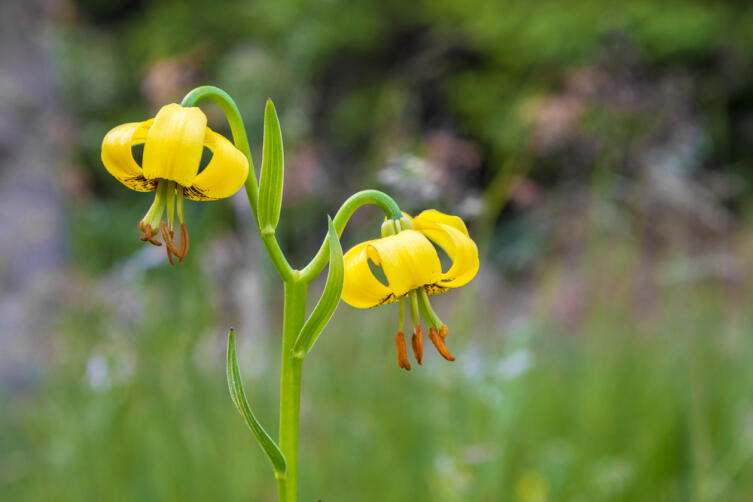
xmin=101 ymin=104 xmax=249 ymax=264
xmin=341 ymin=210 xmax=479 ymax=370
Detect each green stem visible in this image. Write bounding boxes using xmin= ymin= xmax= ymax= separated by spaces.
xmin=262 ymin=231 xmax=295 ymax=283
xmin=180 ymin=86 xmax=259 ymax=220
xmin=181 ymin=86 xmax=294 ymax=281
xmin=299 ymin=189 xmax=402 ymax=283
xmin=182 ymin=87 xmax=376 ymax=501
xmin=277 ymin=280 xmax=307 ymax=502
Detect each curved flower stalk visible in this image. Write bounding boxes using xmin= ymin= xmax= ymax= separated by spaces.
xmin=342 ymin=210 xmax=479 ymax=370
xmin=101 ymin=103 xmax=249 ymax=264
xmin=103 ymin=85 xmax=476 ymax=502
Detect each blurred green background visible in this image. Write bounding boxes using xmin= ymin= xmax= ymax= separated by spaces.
xmin=4 ymin=0 xmax=753 ymax=500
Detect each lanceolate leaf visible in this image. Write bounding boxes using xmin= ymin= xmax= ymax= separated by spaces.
xmin=226 ymin=329 xmax=286 ymax=475
xmin=258 ymin=99 xmax=284 ymax=232
xmin=293 ymin=217 xmax=344 ymax=357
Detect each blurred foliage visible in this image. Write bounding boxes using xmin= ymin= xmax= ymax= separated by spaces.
xmin=59 ymin=0 xmax=753 ymax=173
xmin=54 ymin=0 xmax=753 ymax=269
xmin=6 ymin=217 xmax=753 ymax=500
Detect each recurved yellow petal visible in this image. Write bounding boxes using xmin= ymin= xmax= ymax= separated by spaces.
xmin=412 ymin=209 xmax=469 ymax=237
xmin=142 ymin=104 xmax=207 ymax=187
xmin=184 ymin=128 xmax=249 ymax=201
xmin=412 ymin=209 xmax=478 ymax=289
xmin=342 ymin=241 xmax=396 ymax=308
xmin=367 ymin=230 xmax=442 ymax=298
xmin=101 ymin=120 xmax=157 ymax=192
xmin=420 ymin=223 xmax=479 ymax=289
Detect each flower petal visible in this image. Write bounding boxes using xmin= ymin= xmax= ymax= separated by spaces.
xmin=342 ymin=241 xmax=396 ymax=308
xmin=142 ymin=104 xmax=207 ymax=187
xmin=412 ymin=209 xmax=469 ymax=237
xmin=367 ymin=230 xmax=442 ymax=298
xmin=184 ymin=128 xmax=249 ymax=201
xmin=101 ymin=120 xmax=157 ymax=192
xmin=411 ymin=210 xmax=478 ymax=289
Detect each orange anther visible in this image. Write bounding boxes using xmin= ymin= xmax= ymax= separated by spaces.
xmin=440 ymin=325 xmax=448 ymax=339
xmin=411 ymin=325 xmax=423 ymax=365
xmin=428 ymin=327 xmax=455 ymax=361
xmin=139 ymin=222 xmax=162 ymax=246
xmin=178 ymin=222 xmax=189 ymax=262
xmin=160 ymin=221 xmax=181 ymax=256
xmin=396 ymin=331 xmax=411 ymax=371
xmin=165 ymin=243 xmax=176 ymax=266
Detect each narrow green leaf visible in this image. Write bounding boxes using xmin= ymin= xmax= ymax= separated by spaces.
xmin=226 ymin=329 xmax=286 ymax=475
xmin=293 ymin=217 xmax=344 ymax=357
xmin=258 ymin=99 xmax=284 ymax=232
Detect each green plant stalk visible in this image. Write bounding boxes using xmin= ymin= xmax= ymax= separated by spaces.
xmin=183 ymin=86 xmax=403 ymax=501
xmin=181 ymin=86 xmax=294 ymax=282
xmin=277 ymin=280 xmax=307 ymax=502
xmin=300 ymin=189 xmax=402 ymax=282
xmin=181 ymin=86 xmax=258 ymax=218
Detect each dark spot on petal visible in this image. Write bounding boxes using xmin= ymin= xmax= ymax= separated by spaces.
xmin=124 ymin=176 xmax=158 ymax=192
xmin=376 ymin=293 xmax=398 ymax=306
xmin=183 ymin=185 xmax=216 ymax=201
xmin=424 ymin=283 xmax=449 ymax=296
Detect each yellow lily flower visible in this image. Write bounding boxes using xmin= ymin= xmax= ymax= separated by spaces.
xmin=101 ymin=103 xmax=249 ymax=264
xmin=341 ymin=210 xmax=479 ymax=370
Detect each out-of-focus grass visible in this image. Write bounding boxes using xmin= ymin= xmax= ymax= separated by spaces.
xmin=4 ymin=223 xmax=753 ymax=501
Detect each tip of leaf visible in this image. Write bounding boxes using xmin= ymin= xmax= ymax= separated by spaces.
xmin=264 ymin=99 xmax=280 ymax=124
xmin=326 ymin=217 xmax=338 ymax=237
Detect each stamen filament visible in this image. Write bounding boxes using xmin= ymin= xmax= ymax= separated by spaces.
xmin=418 ymin=287 xmax=443 ymax=329
xmin=142 ymin=180 xmax=167 ymax=233
xmin=408 ymin=290 xmax=420 ymax=328
xmin=398 ymin=298 xmax=405 ymax=333
xmin=142 ymin=194 xmax=162 ymax=227
xmin=147 ymin=181 xmax=168 ymax=232
xmin=408 ymin=290 xmax=424 ymax=364
xmin=137 ymin=180 xmax=190 ymax=263
xmin=166 ymin=180 xmax=176 ymax=229
xmin=176 ymin=185 xmax=185 ymax=223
